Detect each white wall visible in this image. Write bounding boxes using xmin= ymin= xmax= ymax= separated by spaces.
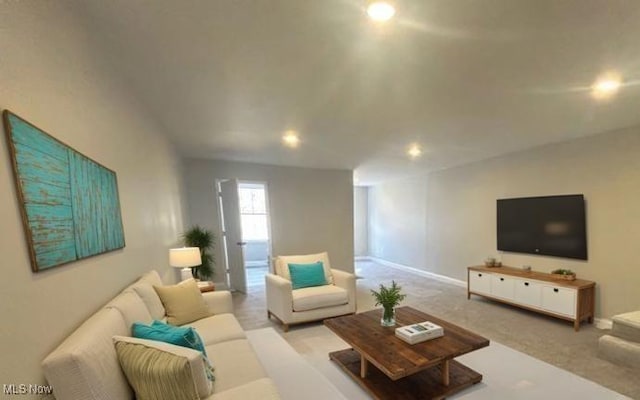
xmin=183 ymin=159 xmax=354 ymax=278
xmin=368 ymin=126 xmax=640 ymax=318
xmin=354 ymin=186 xmax=369 ymax=257
xmin=0 ymin=2 xmax=186 ymax=386
xmin=368 ymin=175 xmax=427 ymax=268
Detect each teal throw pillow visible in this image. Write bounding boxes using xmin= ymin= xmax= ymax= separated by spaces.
xmin=132 ymin=321 xmax=215 ymax=381
xmin=288 ymin=262 xmax=327 ymax=290
xmin=132 ymin=320 xmax=207 ymax=357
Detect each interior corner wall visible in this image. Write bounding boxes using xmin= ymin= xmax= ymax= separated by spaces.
xmin=368 ymin=175 xmax=428 ymax=268
xmin=354 ymin=186 xmax=369 ymax=257
xmin=368 ymin=126 xmax=640 ymax=318
xmin=0 ymin=2 xmax=186 ymax=387
xmin=183 ymin=159 xmax=355 ymax=279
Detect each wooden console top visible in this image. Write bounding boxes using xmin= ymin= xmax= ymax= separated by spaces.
xmin=468 ymin=265 xmax=595 ymax=289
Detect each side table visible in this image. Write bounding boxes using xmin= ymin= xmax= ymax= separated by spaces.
xmin=197 ymin=281 xmax=215 ymax=293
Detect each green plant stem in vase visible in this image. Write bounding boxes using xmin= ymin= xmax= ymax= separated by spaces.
xmin=382 ymin=306 xmax=395 ymax=325
xmin=371 ymin=281 xmax=406 ymax=327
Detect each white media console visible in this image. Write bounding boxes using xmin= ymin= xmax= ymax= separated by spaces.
xmin=467 ymin=265 xmax=595 ymax=331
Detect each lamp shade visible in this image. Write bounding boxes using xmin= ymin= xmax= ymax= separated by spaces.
xmin=169 ymin=247 xmax=202 ymax=268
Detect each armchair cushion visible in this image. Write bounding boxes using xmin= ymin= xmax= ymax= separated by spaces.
xmin=292 ymin=285 xmax=348 ymax=312
xmin=275 ymin=252 xmax=334 ymax=284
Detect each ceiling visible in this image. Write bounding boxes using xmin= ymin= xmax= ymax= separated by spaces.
xmin=74 ymin=0 xmax=640 ymax=185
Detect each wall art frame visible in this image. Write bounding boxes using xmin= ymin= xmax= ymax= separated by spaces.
xmin=3 ymin=110 xmax=125 ymax=272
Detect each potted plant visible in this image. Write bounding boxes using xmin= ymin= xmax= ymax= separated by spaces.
xmin=182 ymin=226 xmax=215 ymax=280
xmin=371 ymin=281 xmax=406 ymax=327
xmin=550 ymin=268 xmax=576 ymax=281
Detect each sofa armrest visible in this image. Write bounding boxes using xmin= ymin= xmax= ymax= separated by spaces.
xmin=265 ymin=273 xmax=293 ymax=320
xmin=331 ymin=269 xmax=357 ymax=313
xmin=202 ymin=291 xmax=234 ymax=314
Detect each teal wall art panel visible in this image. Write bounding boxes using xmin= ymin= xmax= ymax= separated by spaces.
xmin=3 ymin=110 xmax=125 ymax=272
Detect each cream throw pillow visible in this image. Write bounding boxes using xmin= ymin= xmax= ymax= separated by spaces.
xmin=113 ymin=336 xmax=212 ymax=400
xmin=154 ymin=279 xmax=212 ymax=326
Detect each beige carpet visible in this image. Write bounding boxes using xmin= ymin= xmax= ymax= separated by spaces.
xmin=247 ymin=327 xmax=630 ymax=399
xmin=233 ymin=260 xmax=640 ymax=399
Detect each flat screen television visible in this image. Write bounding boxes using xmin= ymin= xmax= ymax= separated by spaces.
xmin=497 ymin=194 xmax=587 ymax=260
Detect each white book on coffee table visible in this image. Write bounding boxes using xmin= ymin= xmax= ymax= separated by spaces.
xmin=395 ymin=321 xmax=444 ymax=345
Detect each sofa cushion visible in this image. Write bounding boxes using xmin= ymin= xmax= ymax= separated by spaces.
xmin=205 ymin=339 xmax=267 ymax=393
xmin=275 ymin=252 xmax=334 ymax=284
xmin=206 ymin=378 xmax=280 ymax=400
xmin=131 ymin=282 xmax=166 ymax=320
xmin=140 ymin=269 xmax=164 ymax=286
xmin=106 ymin=291 xmax=153 ymax=329
xmin=184 ymin=313 xmax=246 ymax=346
xmin=114 ymin=336 xmax=212 ymax=400
xmin=154 ymin=279 xmax=212 ymax=325
xmin=42 ymin=308 xmax=132 ymax=400
xmin=292 ymin=285 xmax=348 ymax=312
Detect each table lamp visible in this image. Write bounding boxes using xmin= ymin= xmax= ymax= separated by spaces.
xmin=169 ymin=247 xmax=202 ymax=281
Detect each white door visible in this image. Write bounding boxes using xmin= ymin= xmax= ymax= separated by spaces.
xmin=219 ymin=179 xmax=247 ymax=293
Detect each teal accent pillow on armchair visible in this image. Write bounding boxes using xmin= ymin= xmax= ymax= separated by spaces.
xmin=288 ymin=262 xmax=328 ymax=290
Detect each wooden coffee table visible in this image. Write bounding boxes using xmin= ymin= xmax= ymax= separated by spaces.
xmin=324 ymin=306 xmax=489 ymax=400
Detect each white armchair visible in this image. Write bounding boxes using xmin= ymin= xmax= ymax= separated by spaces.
xmin=266 ymin=252 xmax=356 ymax=331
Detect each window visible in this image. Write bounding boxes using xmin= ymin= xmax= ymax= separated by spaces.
xmin=239 ymin=185 xmax=268 ymax=241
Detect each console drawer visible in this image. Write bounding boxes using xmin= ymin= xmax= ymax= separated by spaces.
xmin=514 ymin=279 xmax=542 ymax=308
xmin=469 ymin=271 xmax=491 ymax=295
xmin=541 ymin=286 xmax=576 ymax=317
xmin=490 ymin=274 xmax=515 ymax=300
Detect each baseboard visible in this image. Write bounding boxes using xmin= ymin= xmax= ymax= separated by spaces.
xmin=594 ymin=318 xmax=612 ymax=330
xmin=367 ymin=257 xmax=467 ymax=288
xmin=354 ymin=256 xmax=370 ymax=261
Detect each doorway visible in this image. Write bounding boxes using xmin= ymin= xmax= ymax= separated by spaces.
xmin=217 ymin=179 xmax=271 ymax=293
xmin=238 ymin=182 xmax=271 ymax=290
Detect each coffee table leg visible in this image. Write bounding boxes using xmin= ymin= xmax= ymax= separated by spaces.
xmin=442 ymin=360 xmax=450 ymax=386
xmin=360 ymin=354 xmax=368 ymax=378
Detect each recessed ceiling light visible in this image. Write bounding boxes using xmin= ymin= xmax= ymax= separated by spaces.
xmin=407 ymin=143 xmax=422 ymax=159
xmin=282 ymin=130 xmax=300 ymax=148
xmin=591 ymin=73 xmax=622 ymax=100
xmin=367 ymin=1 xmax=396 ymax=22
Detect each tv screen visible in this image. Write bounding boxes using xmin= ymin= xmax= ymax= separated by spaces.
xmin=497 ymin=195 xmax=587 ymax=260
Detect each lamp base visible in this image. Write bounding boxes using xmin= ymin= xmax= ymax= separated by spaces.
xmin=180 ymin=267 xmax=193 ymax=281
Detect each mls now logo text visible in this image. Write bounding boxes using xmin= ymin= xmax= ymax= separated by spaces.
xmin=3 ymin=384 xmax=53 ymax=395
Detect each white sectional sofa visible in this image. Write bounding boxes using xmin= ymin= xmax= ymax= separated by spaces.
xmin=42 ymin=270 xmax=280 ymax=400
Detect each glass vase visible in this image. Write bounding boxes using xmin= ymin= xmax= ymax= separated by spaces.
xmin=381 ymin=306 xmax=396 ymax=327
